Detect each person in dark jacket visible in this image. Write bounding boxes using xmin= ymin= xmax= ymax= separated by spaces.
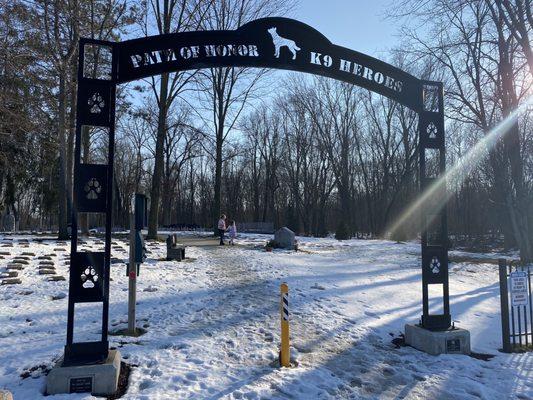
xmin=217 ymin=214 xmax=227 ymax=245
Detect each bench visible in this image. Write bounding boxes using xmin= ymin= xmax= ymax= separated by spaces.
xmin=166 ymin=234 xmax=186 ymax=261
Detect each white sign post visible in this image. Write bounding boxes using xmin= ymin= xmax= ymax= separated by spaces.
xmin=510 ymin=271 xmax=529 ymax=307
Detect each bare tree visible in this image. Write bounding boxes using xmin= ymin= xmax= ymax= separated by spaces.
xmin=199 ymin=0 xmax=294 ymax=232
xmin=143 ymin=0 xmax=212 ymax=239
xmin=34 ymin=0 xmax=80 ymax=238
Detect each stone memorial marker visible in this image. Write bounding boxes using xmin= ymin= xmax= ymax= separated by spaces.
xmin=0 ymin=271 xmax=18 ymax=278
xmin=39 ymin=269 xmax=56 ymax=275
xmin=39 ymin=261 xmax=55 ymax=266
xmin=274 ymin=227 xmax=296 ymax=250
xmin=48 ymin=276 xmax=66 ymax=282
xmin=1 ymin=278 xmax=22 ymax=285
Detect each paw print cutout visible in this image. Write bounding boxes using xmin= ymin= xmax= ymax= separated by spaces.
xmin=427 ymin=122 xmax=438 ymax=139
xmin=88 ymin=92 xmax=105 ymax=114
xmin=84 ymin=178 xmax=102 ymax=200
xmin=81 ymin=266 xmax=99 ymax=289
xmin=431 ymin=256 xmax=440 ymax=274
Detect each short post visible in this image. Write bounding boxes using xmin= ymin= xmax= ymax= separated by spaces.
xmin=499 ymin=258 xmax=511 ymax=353
xmin=280 ymin=282 xmax=290 ymax=367
xmin=128 ymin=200 xmax=137 ymax=335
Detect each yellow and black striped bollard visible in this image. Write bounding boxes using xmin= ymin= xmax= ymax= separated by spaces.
xmin=280 ymin=282 xmax=290 ymax=367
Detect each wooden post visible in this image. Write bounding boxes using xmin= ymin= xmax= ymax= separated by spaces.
xmin=499 ymin=258 xmax=511 ymax=353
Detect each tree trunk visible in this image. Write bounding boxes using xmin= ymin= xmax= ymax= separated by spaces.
xmin=147 ymin=72 xmax=169 ymax=239
xmin=57 ymin=72 xmax=69 ymax=239
xmin=212 ymin=93 xmax=224 ymax=232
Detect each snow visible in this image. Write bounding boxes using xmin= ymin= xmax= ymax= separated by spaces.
xmin=0 ymin=233 xmax=531 ymax=399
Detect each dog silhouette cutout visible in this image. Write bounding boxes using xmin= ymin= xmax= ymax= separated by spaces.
xmin=268 ymin=27 xmax=300 ymax=60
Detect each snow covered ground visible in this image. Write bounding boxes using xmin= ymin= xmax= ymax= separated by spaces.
xmin=0 ymin=233 xmax=531 ymax=399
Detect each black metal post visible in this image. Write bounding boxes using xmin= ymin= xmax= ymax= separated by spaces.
xmin=64 ymin=39 xmax=117 ymax=365
xmin=419 ymin=81 xmax=451 ymax=331
xmin=499 ymin=258 xmax=512 ymax=353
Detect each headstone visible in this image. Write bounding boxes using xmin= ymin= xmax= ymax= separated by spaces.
xmin=0 ymin=271 xmax=18 ymax=278
xmin=274 ymin=227 xmax=296 ymax=250
xmin=39 ymin=261 xmax=55 ymax=266
xmin=1 ymin=278 xmax=22 ymax=285
xmin=39 ymin=269 xmax=56 ymax=275
xmin=48 ymin=276 xmax=66 ymax=282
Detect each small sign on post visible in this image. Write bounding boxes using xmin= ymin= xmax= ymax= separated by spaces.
xmin=510 ymin=271 xmax=529 ymax=307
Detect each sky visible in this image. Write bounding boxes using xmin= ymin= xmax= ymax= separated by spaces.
xmin=292 ymin=0 xmax=402 ymax=59
xmin=125 ymin=1 xmax=407 ymax=111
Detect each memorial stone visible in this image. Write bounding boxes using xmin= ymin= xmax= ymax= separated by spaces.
xmin=274 ymin=227 xmax=296 ymax=250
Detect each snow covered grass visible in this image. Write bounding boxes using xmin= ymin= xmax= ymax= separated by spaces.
xmin=0 ymin=233 xmax=531 ymax=399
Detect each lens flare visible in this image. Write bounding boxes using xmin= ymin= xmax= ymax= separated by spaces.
xmin=387 ymin=95 xmax=533 ymax=239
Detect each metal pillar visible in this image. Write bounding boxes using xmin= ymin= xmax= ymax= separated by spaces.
xmin=64 ymin=39 xmax=117 ymax=365
xmin=128 ymin=204 xmax=137 ymax=335
xmin=419 ymin=81 xmax=451 ymax=331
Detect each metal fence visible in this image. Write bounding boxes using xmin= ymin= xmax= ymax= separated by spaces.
xmin=499 ymin=259 xmax=533 ymax=352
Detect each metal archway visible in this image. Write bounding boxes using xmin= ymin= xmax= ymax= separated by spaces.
xmin=67 ymin=17 xmax=449 ymax=364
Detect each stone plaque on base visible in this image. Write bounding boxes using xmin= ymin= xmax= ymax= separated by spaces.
xmin=69 ymin=376 xmax=93 ymax=393
xmin=405 ymin=324 xmax=471 ymax=355
xmin=47 ymin=350 xmax=121 ymax=396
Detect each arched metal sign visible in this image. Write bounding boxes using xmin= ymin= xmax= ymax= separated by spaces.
xmin=117 ymin=18 xmax=421 ymax=110
xmin=67 ymin=17 xmax=450 ymax=365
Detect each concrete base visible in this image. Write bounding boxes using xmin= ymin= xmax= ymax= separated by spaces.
xmin=405 ymin=324 xmax=471 ymax=356
xmin=46 ymin=350 xmax=121 ymax=396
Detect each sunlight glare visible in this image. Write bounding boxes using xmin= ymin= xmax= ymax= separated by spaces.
xmin=386 ymin=95 xmax=533 ymax=240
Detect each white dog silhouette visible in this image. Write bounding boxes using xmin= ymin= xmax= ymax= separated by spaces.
xmin=268 ymin=27 xmax=300 ymax=60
